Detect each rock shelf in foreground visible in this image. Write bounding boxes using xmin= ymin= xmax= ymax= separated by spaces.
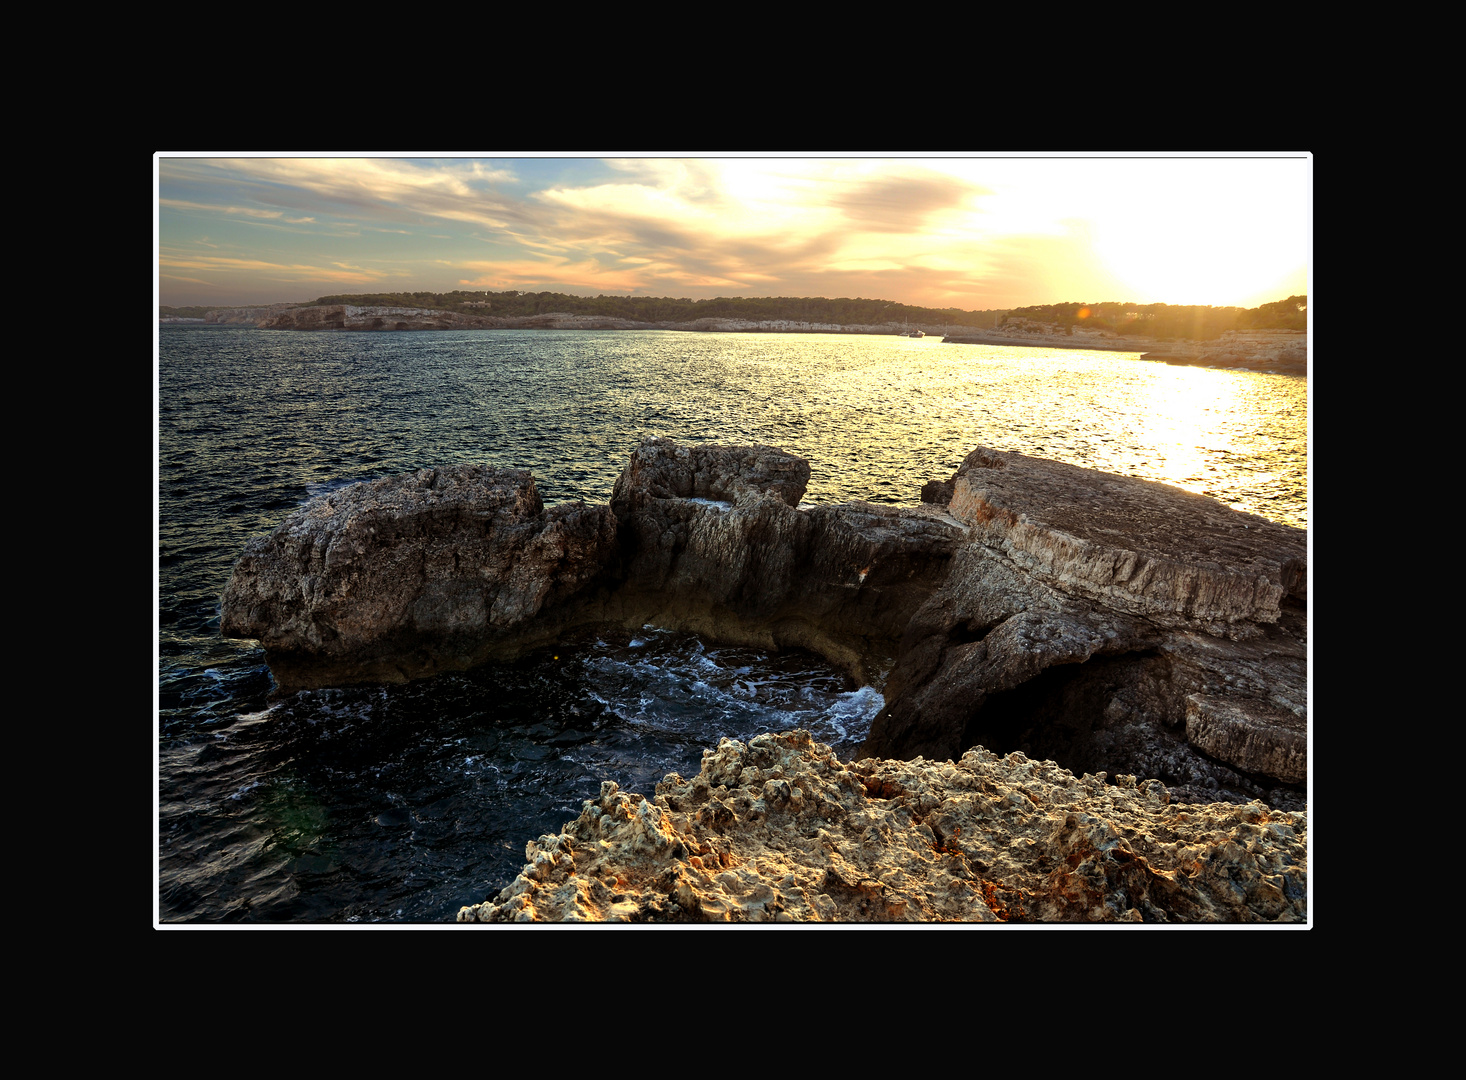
xmin=457 ymin=729 xmax=1306 ymax=923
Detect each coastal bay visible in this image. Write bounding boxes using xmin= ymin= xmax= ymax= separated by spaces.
xmin=158 ymin=326 xmax=1307 ymax=922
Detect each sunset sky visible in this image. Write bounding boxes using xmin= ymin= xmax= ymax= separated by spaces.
xmin=155 ymin=154 xmax=1310 ymax=312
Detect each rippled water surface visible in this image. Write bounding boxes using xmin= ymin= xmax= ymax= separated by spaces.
xmin=157 ymin=327 xmax=1308 ymax=922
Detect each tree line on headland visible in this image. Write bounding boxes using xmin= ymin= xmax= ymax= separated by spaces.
xmin=161 ymin=291 xmax=1305 ymax=340
xmin=1006 ymin=296 xmax=1306 ymax=338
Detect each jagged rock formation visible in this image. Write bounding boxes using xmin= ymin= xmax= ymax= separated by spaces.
xmin=457 ymin=729 xmax=1307 ymax=923
xmin=219 ymin=465 xmax=617 ymax=691
xmin=222 ymin=439 xmax=1307 ymax=809
xmin=869 ymin=447 xmax=1306 ymax=806
xmin=601 ymin=437 xmax=965 ymax=682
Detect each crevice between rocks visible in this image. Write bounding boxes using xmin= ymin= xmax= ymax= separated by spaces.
xmin=959 ymin=650 xmax=1305 ymax=810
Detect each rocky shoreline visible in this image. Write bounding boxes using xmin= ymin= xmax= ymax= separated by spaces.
xmin=221 ymin=439 xmax=1308 ymax=922
xmin=203 ymin=304 xmax=934 ymax=336
xmin=944 ymin=324 xmax=1307 ymax=374
xmin=456 ymin=729 xmax=1306 ymax=924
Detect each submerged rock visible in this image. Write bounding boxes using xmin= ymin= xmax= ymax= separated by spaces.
xmin=457 ymin=729 xmax=1307 ymax=923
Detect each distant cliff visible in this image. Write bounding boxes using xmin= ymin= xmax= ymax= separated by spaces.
xmin=945 ymin=323 xmax=1307 ymax=374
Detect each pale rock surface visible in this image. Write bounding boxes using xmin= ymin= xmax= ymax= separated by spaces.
xmin=220 ymin=465 xmax=617 ymax=691
xmin=457 ymin=729 xmax=1307 ymax=924
xmin=946 ymin=446 xmax=1305 ymax=630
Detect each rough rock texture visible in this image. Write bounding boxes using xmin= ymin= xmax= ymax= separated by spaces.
xmin=946 ymin=446 xmax=1304 ymax=630
xmin=457 ymin=729 xmax=1307 ymax=923
xmin=220 ymin=465 xmax=618 ymax=691
xmin=223 ymin=438 xmax=1307 ymax=808
xmin=601 ymin=438 xmax=966 ymax=682
xmin=864 ymin=447 xmax=1307 ymax=801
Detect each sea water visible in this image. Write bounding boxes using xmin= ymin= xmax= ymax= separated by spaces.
xmin=157 ymin=327 xmax=1308 ymax=922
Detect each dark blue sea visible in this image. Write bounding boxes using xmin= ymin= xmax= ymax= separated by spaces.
xmin=156 ymin=326 xmax=1307 ymax=922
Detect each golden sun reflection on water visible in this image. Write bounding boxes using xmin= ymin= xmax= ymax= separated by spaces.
xmin=1132 ymin=365 xmax=1242 ymax=496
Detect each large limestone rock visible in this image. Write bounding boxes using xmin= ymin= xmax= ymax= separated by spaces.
xmin=865 ymin=447 xmax=1307 ymax=799
xmin=220 ymin=465 xmax=617 ymax=691
xmin=457 ymin=729 xmax=1307 ymax=924
xmin=946 ymin=447 xmax=1304 ymax=629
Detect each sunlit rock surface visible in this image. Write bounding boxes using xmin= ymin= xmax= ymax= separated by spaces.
xmin=220 ymin=465 xmax=617 ymax=691
xmin=457 ymin=729 xmax=1306 ymax=924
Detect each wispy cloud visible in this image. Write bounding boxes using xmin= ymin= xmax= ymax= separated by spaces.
xmin=157 ymin=155 xmax=1310 ymax=309
xmin=158 ymin=249 xmax=390 ymax=284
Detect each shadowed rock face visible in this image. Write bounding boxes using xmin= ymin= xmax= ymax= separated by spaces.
xmin=603 ymin=437 xmax=967 ymax=681
xmin=219 ymin=465 xmax=618 ymax=691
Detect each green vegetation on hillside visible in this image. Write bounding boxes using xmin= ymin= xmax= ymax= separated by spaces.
xmin=305 ymin=290 xmax=1010 ymax=329
xmin=163 ymin=291 xmax=1307 ymax=338
xmin=1004 ymin=296 xmax=1307 ymax=340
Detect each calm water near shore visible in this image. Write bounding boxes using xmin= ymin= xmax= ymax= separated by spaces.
xmin=156 ymin=327 xmax=1308 ymax=922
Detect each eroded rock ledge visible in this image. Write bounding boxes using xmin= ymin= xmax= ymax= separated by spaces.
xmin=219 ymin=465 xmax=618 ymax=690
xmin=457 ymin=729 xmax=1306 ymax=923
xmin=221 ymin=438 xmax=1307 ymax=812
xmin=871 ymin=448 xmax=1307 ymax=806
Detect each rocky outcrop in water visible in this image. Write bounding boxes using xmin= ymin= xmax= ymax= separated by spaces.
xmin=219 ymin=465 xmax=617 ymax=691
xmin=600 ymin=438 xmax=965 ymax=682
xmin=457 ymin=728 xmax=1307 ymax=923
xmin=222 ymin=438 xmax=1307 ymax=809
xmin=1139 ymin=331 xmax=1306 ymax=374
xmin=869 ymin=447 xmax=1306 ymax=807
xmin=943 ymin=326 xmax=1307 ymax=375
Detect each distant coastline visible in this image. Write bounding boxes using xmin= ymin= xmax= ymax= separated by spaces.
xmin=943 ymin=324 xmax=1307 ymax=374
xmin=164 ymin=303 xmax=1306 ymax=375
xmin=198 ymin=303 xmax=912 ymax=336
